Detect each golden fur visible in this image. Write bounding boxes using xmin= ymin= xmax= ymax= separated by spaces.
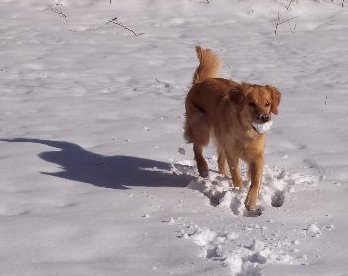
xmin=184 ymin=46 xmax=281 ymax=211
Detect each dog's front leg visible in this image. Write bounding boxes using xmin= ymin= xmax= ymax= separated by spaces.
xmin=217 ymin=148 xmax=229 ymax=177
xmin=245 ymin=157 xmax=263 ymax=211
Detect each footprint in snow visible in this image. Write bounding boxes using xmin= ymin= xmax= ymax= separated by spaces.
xmin=175 ymin=160 xmax=319 ymax=216
xmin=175 ymin=223 xmax=292 ymax=275
xmin=271 ymin=190 xmax=286 ymax=208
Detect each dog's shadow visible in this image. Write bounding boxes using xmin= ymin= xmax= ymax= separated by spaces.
xmin=1 ymin=138 xmax=194 ymax=189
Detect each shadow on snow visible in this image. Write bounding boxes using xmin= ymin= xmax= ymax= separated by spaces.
xmin=1 ymin=138 xmax=194 ymax=189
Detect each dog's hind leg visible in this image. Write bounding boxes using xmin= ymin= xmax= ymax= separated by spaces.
xmin=193 ymin=144 xmax=209 ymax=178
xmin=184 ymin=102 xmax=210 ymax=178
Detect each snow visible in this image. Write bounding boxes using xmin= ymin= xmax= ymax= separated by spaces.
xmin=306 ymin=223 xmax=321 ymax=237
xmin=1 ymin=0 xmax=348 ymax=275
xmin=252 ymin=120 xmax=273 ymax=133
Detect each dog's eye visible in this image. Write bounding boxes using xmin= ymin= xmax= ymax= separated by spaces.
xmin=265 ymin=102 xmax=270 ymax=107
xmin=249 ymin=102 xmax=256 ymax=107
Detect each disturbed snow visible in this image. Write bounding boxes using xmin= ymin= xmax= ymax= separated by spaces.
xmin=1 ymin=0 xmax=348 ymax=275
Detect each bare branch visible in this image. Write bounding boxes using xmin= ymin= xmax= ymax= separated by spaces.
xmin=274 ymin=11 xmax=299 ymax=35
xmin=47 ymin=4 xmax=68 ymax=22
xmin=321 ymin=0 xmax=347 ymax=7
xmin=286 ymin=0 xmax=298 ymax=10
xmin=279 ymin=15 xmax=300 ymax=25
xmin=289 ymin=22 xmax=297 ymax=33
xmin=107 ymin=17 xmax=144 ymax=36
xmin=274 ymin=11 xmax=281 ymax=35
xmin=107 ymin=17 xmax=118 ymax=24
xmin=186 ymin=0 xmax=210 ymax=3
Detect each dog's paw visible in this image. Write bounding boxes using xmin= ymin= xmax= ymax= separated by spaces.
xmin=218 ymin=166 xmax=229 ymax=177
xmin=244 ymin=193 xmax=257 ymax=212
xmin=244 ymin=206 xmax=263 ymax=217
xmin=232 ymin=178 xmax=244 ymax=189
xmin=198 ymin=169 xmax=209 ymax=178
xmin=198 ymin=166 xmax=209 ymax=178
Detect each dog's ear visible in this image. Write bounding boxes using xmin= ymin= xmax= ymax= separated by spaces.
xmin=228 ymin=86 xmax=246 ymax=106
xmin=266 ymin=85 xmax=281 ymax=115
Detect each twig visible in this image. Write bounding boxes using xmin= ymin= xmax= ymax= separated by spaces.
xmin=280 ymin=15 xmax=300 ymax=24
xmin=289 ymin=22 xmax=297 ymax=33
xmin=47 ymin=4 xmax=68 ymax=22
xmin=107 ymin=17 xmax=144 ymax=36
xmin=270 ymin=0 xmax=288 ymax=9
xmin=322 ymin=0 xmax=347 ymax=7
xmin=274 ymin=11 xmax=281 ymax=35
xmin=274 ymin=11 xmax=299 ymax=35
xmin=186 ymin=0 xmax=210 ymax=3
xmin=286 ymin=0 xmax=298 ymax=10
xmin=107 ymin=17 xmax=118 ymax=24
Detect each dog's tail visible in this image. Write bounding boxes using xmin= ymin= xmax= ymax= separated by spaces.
xmin=192 ymin=46 xmax=222 ymax=84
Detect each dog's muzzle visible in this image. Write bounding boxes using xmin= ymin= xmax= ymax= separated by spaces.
xmin=258 ymin=114 xmax=270 ymax=123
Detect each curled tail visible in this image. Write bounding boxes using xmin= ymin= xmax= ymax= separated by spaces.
xmin=192 ymin=46 xmax=222 ymax=84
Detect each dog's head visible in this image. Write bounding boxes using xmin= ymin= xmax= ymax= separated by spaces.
xmin=230 ymin=83 xmax=281 ymax=126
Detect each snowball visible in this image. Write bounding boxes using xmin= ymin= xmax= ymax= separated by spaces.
xmin=257 ymin=247 xmax=272 ymax=264
xmin=226 ymin=232 xmax=238 ymax=241
xmin=252 ymin=120 xmax=273 ymax=133
xmin=192 ymin=228 xmax=217 ymax=247
xmin=224 ymin=254 xmax=243 ymax=274
xmin=251 ymin=239 xmax=265 ymax=252
xmin=307 ymin=224 xmax=320 ymax=233
xmin=292 ymin=240 xmax=300 ymax=245
xmin=307 ymin=223 xmax=321 ymax=236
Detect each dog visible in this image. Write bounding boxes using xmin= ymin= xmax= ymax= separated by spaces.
xmin=184 ymin=46 xmax=281 ymax=211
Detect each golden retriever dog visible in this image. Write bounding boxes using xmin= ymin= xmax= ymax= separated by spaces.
xmin=184 ymin=46 xmax=281 ymax=211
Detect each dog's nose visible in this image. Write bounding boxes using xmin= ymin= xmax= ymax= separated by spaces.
xmin=260 ymin=114 xmax=270 ymax=123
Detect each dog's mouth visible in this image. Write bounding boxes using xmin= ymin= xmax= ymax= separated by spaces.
xmin=252 ymin=124 xmax=258 ymax=132
xmin=251 ymin=121 xmax=273 ymax=134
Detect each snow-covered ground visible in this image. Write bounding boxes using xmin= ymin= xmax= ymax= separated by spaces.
xmin=1 ymin=0 xmax=348 ymax=275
